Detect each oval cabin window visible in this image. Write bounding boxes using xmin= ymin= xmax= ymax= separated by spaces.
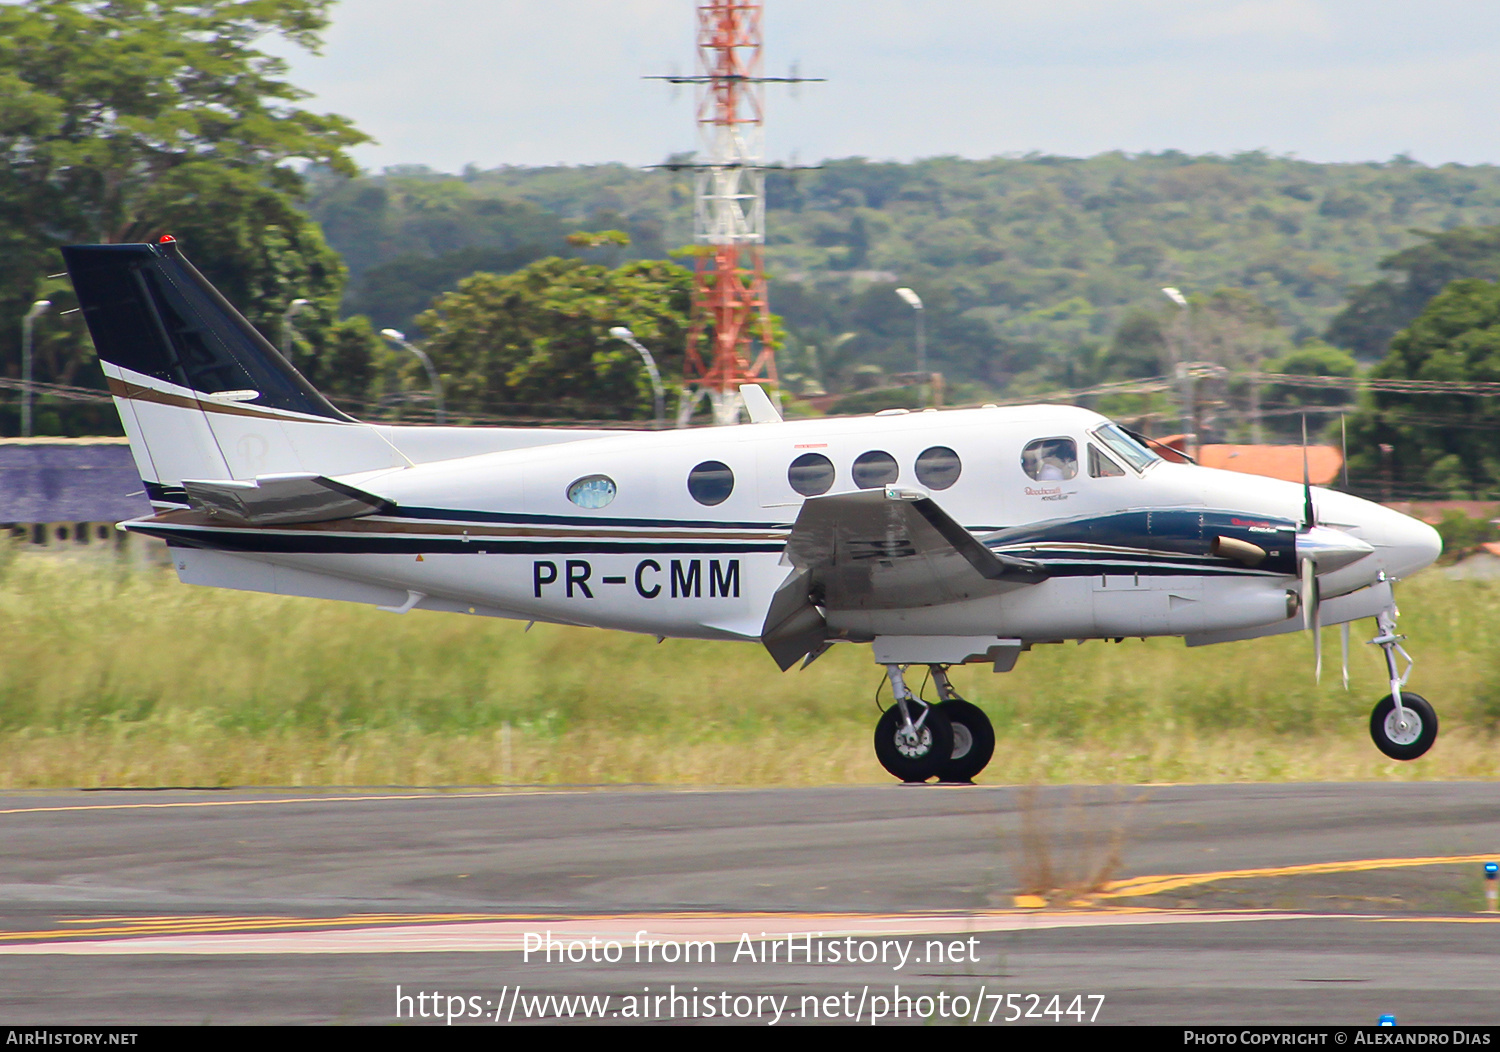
xmin=687 ymin=460 xmax=735 ymax=506
xmin=787 ymin=453 xmax=835 ymax=496
xmin=914 ymin=446 xmax=962 ymax=490
xmin=851 ymin=450 xmax=898 ymax=489
xmin=566 ymin=475 xmax=617 ymax=509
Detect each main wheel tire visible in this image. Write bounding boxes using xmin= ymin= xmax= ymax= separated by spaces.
xmin=935 ymin=699 xmax=996 ymax=784
xmin=1370 ymin=692 xmax=1438 ymax=761
xmin=874 ymin=702 xmax=954 ymax=783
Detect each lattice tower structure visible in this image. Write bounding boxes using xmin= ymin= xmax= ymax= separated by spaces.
xmin=680 ymin=0 xmax=778 ymax=424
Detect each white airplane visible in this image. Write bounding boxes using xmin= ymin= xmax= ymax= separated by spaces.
xmin=63 ymin=239 xmax=1444 ymax=782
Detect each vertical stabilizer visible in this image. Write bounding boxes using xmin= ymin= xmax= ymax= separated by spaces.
xmin=63 ymin=241 xmax=404 ymax=503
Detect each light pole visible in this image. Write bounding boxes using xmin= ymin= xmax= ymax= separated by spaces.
xmin=281 ymin=298 xmax=310 ymax=363
xmin=609 ymin=326 xmax=666 ymax=426
xmin=894 ymin=287 xmax=926 ymax=406
xmin=1161 ymin=287 xmax=1195 ymax=450
xmin=380 ymin=328 xmax=446 ymax=425
xmin=21 ymin=299 xmax=51 ymax=438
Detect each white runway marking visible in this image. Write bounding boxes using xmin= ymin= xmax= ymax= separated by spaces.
xmin=0 ymin=909 xmax=1333 ymax=955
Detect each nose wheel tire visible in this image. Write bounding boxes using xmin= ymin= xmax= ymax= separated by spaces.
xmin=874 ymin=702 xmax=954 ymax=783
xmin=1370 ymin=692 xmax=1437 ymax=761
xmin=934 ymin=700 xmax=996 ymax=784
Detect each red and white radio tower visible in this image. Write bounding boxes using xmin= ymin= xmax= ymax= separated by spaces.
xmin=662 ymin=1 xmax=816 ymax=425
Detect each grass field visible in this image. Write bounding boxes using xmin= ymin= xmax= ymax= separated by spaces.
xmin=0 ymin=548 xmax=1496 ymax=788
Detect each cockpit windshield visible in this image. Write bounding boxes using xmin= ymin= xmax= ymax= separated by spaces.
xmin=1092 ymin=423 xmax=1161 ymax=474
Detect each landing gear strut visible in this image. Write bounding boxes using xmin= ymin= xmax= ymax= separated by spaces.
xmin=1368 ymin=609 xmax=1437 ymax=761
xmin=874 ymin=665 xmax=996 ymax=783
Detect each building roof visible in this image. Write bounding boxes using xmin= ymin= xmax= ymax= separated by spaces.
xmin=1196 ymin=444 xmax=1343 ymax=486
xmin=0 ymin=440 xmax=151 ymax=524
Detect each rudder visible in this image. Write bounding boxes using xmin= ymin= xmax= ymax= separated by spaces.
xmin=63 ymin=240 xmax=403 ymax=505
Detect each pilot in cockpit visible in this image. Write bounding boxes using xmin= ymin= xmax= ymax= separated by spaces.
xmin=1022 ymin=437 xmax=1078 ymax=481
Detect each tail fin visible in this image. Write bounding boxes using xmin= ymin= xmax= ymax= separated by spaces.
xmin=64 ymin=240 xmax=402 ymax=503
xmin=63 ymin=240 xmax=347 ymax=420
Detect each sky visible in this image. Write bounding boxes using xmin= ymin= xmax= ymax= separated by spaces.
xmin=274 ymin=0 xmax=1500 ymax=174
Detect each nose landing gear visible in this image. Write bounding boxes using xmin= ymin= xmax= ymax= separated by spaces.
xmin=1367 ymin=610 xmax=1437 ymax=761
xmin=874 ymin=664 xmax=996 ymax=783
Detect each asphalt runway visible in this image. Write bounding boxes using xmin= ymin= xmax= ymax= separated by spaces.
xmin=1 ymin=782 xmax=1498 ymax=1026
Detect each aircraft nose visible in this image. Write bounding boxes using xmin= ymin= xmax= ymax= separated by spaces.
xmin=1377 ymin=508 xmax=1443 ymax=579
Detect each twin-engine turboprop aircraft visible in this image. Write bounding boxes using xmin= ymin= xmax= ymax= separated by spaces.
xmin=63 ymin=239 xmax=1443 ymax=782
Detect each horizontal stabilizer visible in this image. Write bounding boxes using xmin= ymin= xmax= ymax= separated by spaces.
xmin=182 ymin=473 xmax=393 ymax=526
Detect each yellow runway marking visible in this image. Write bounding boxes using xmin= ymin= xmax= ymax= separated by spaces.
xmin=1365 ymin=915 xmax=1500 ymax=924
xmin=4 ymin=909 xmax=1154 ymax=944
xmin=1101 ymin=854 xmax=1499 ymax=898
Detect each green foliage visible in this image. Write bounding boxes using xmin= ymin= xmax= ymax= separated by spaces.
xmin=1327 ymin=227 xmax=1500 ymax=358
xmin=0 ymin=0 xmax=365 ymax=242
xmin=1434 ymin=510 xmax=1500 ymax=562
xmin=307 ymin=169 xmax=657 ymax=337
xmin=0 ymin=0 xmax=373 ymax=432
xmin=312 ymin=153 xmax=1500 ymax=403
xmin=1346 ymin=278 xmax=1500 ymax=497
xmin=1262 ymin=340 xmax=1360 ymax=410
xmin=0 ymin=557 xmax=1497 ymax=787
xmin=1102 ymin=308 xmax=1167 ymax=380
xmin=827 ymin=386 xmax=923 ymax=415
xmin=298 ymin=316 xmax=390 ymax=408
xmin=345 ymin=246 xmax=560 ymax=338
xmin=415 ymin=256 xmax=695 ymax=420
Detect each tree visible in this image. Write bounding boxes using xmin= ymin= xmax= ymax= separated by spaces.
xmin=0 ymin=1 xmax=375 ymax=430
xmin=1325 ymin=227 xmax=1500 ymax=358
xmin=0 ymin=0 xmax=365 ymax=245
xmin=1345 ymin=278 xmax=1500 ymax=497
xmin=1261 ymin=341 xmax=1359 ymax=410
xmin=1101 ymin=309 xmax=1167 ymax=381
xmin=415 ymin=257 xmax=696 ymax=421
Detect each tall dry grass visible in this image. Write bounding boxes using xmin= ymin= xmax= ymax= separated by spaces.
xmin=0 ymin=547 xmax=1496 ymax=787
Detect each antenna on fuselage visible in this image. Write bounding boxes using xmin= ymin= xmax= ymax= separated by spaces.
xmin=1301 ymin=415 xmax=1316 ymax=530
xmin=1341 ymin=413 xmax=1349 ymax=491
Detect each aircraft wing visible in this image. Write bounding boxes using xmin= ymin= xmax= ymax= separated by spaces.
xmin=761 ymin=488 xmax=1048 ymax=670
xmin=181 ymin=473 xmax=394 ymax=526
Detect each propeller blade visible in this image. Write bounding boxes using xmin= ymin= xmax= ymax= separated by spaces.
xmin=1340 ymin=621 xmax=1350 ymax=690
xmin=1313 ymin=590 xmax=1322 ymax=684
xmin=1300 ymin=557 xmax=1316 ymax=631
xmin=1301 ymin=555 xmax=1322 ymax=681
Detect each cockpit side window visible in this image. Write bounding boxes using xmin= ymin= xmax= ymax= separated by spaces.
xmin=1088 ymin=443 xmax=1125 ymax=478
xmin=1021 ymin=437 xmax=1078 ymax=481
xmin=1092 ymin=423 xmax=1160 ymax=474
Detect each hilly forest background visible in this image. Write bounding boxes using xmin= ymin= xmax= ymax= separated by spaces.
xmin=11 ymin=2 xmax=1500 ymax=503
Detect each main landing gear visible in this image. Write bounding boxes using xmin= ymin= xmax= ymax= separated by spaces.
xmin=1367 ymin=610 xmax=1437 ymax=761
xmin=874 ymin=664 xmax=996 ymax=783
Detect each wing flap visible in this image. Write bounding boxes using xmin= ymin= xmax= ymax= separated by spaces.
xmin=782 ymin=488 xmax=1047 ymax=611
xmin=182 ymin=473 xmax=393 ymax=526
xmin=761 ymin=489 xmax=1048 ymax=668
